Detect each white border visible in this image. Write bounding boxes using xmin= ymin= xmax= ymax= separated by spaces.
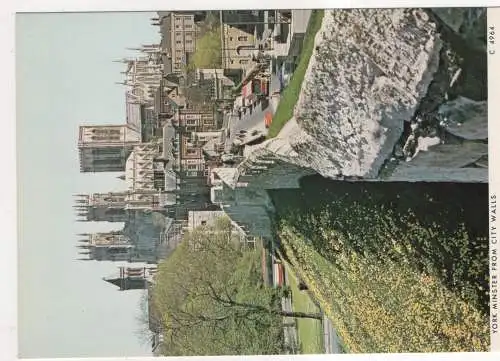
xmin=10 ymin=0 xmax=500 ymax=12
xmin=488 ymin=7 xmax=500 ymax=353
xmin=3 ymin=1 xmax=500 ymax=361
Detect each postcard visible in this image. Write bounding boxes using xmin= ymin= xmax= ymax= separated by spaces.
xmin=15 ymin=6 xmax=497 ymax=358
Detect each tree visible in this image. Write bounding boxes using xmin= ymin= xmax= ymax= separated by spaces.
xmin=151 ymin=217 xmax=320 ymax=356
xmin=190 ymin=27 xmax=222 ymax=70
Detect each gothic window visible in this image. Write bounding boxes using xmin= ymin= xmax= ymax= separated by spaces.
xmin=105 ymin=208 xmax=125 ymax=216
xmin=108 ymin=247 xmax=129 ymax=255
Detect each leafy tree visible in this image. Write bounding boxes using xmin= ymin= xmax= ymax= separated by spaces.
xmin=190 ymin=27 xmax=222 ymax=70
xmin=151 ymin=217 xmax=320 ymax=356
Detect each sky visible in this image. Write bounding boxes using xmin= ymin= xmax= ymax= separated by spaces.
xmin=16 ymin=12 xmax=159 ymax=358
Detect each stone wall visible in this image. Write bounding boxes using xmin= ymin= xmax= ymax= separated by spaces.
xmin=292 ymin=9 xmax=442 ymax=178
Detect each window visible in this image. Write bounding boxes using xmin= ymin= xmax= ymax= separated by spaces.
xmin=187 ymin=164 xmax=197 ymax=170
xmin=237 ymin=36 xmax=248 ymax=41
xmin=229 ymin=37 xmax=233 ymax=41
xmin=185 ymin=24 xmax=193 ymax=29
xmin=176 ymin=25 xmax=180 ymax=28
xmin=201 ymin=220 xmax=207 ymax=225
xmin=239 ymin=59 xmax=249 ymax=64
xmin=185 ymin=40 xmax=192 ymax=44
xmin=176 ymin=32 xmax=181 ymax=36
xmin=176 ymin=40 xmax=182 ymax=44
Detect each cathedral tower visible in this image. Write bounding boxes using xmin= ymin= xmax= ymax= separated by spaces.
xmin=78 ymin=125 xmax=141 ymax=173
xmin=76 ymin=231 xmax=134 ymax=262
xmin=103 ymin=266 xmax=157 ymax=291
xmin=73 ymin=193 xmax=129 ymax=223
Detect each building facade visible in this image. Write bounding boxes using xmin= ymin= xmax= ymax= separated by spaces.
xmin=156 ymin=12 xmax=201 ymax=74
xmin=175 ymin=107 xmax=217 ymax=133
xmin=180 ymin=135 xmax=205 ymax=178
xmin=74 ymin=190 xmax=172 ymax=223
xmin=103 ymin=266 xmax=157 ymax=291
xmin=74 ymin=192 xmax=129 ymax=223
xmin=77 ymin=231 xmax=134 ymax=262
xmin=125 ymin=143 xmax=165 ymax=191
xmin=187 ymin=210 xmax=226 ymax=230
xmin=195 ymin=68 xmax=235 ymax=101
xmin=78 ymin=125 xmax=141 ymax=172
xmin=222 ymin=23 xmax=257 ymax=70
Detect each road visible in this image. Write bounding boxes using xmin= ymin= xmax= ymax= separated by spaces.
xmin=281 ymin=296 xmax=299 ymax=354
xmin=323 ymin=315 xmax=344 ymax=353
xmin=225 ymin=74 xmax=281 ymax=151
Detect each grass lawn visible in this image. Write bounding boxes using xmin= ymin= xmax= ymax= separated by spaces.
xmin=285 ymin=264 xmax=324 ymax=354
xmin=267 ymin=10 xmax=324 ymax=138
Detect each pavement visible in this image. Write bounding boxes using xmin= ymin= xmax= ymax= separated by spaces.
xmin=282 ymin=296 xmax=299 ymax=354
xmin=323 ymin=315 xmax=344 ymax=353
xmin=224 ymin=73 xmax=281 ymax=152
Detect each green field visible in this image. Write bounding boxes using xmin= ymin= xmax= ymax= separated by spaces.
xmin=270 ymin=177 xmax=489 ymax=353
xmin=285 ymin=265 xmax=324 ymax=354
xmin=267 ymin=10 xmax=324 ymax=138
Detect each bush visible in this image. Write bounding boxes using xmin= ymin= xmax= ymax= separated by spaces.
xmin=270 ymin=179 xmax=489 ymax=352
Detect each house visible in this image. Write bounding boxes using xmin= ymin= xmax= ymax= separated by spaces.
xmin=222 ymin=23 xmax=257 ymax=70
xmin=175 ymin=106 xmax=217 ymax=133
xmin=155 ymin=11 xmax=205 ymax=75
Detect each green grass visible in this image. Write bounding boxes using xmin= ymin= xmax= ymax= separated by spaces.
xmin=285 ymin=264 xmax=324 ymax=354
xmin=267 ymin=10 xmax=324 ymax=138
